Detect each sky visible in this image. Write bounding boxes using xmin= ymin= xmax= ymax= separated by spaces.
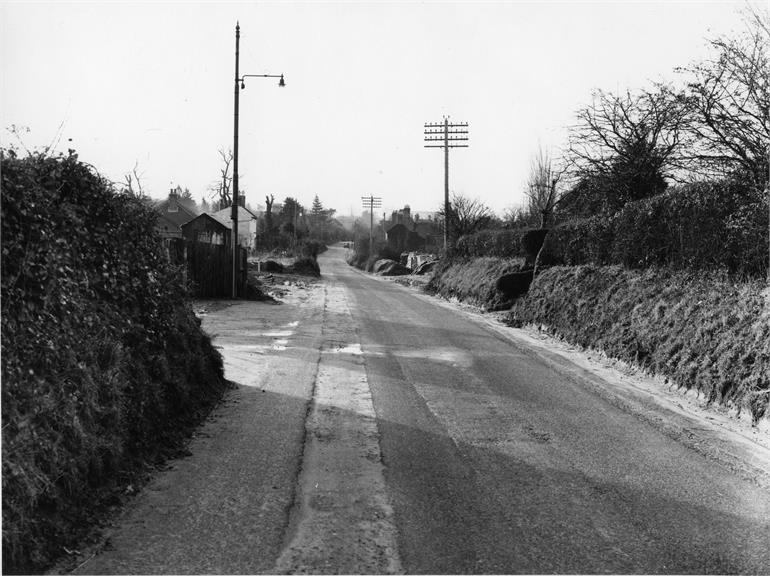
xmin=0 ymin=0 xmax=760 ymax=217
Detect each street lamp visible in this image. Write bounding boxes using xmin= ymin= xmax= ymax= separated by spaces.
xmin=231 ymin=22 xmax=285 ymax=298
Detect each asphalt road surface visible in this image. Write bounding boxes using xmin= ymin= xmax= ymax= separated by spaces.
xmin=70 ymin=245 xmax=770 ymax=575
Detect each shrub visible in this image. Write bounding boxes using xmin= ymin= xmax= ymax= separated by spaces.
xmin=299 ymin=240 xmax=327 ymax=259
xmin=288 ymin=256 xmax=321 ymax=277
xmin=261 ymin=260 xmax=285 ymax=273
xmin=346 ymin=239 xmax=401 ymax=272
xmin=543 ymin=180 xmax=769 ymax=278
xmin=455 ymin=228 xmax=550 ymax=265
xmin=427 ymin=256 xmax=526 ymax=311
xmin=508 ymin=265 xmax=769 ymax=422
xmin=1 ymin=151 xmax=226 ymax=572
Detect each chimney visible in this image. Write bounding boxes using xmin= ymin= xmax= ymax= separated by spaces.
xmin=168 ymin=188 xmax=179 ymax=213
xmin=239 ymin=195 xmax=246 ymax=208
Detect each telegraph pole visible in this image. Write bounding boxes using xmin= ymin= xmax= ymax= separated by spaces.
xmin=361 ymin=195 xmax=382 ymax=255
xmin=424 ymin=117 xmax=468 ymax=250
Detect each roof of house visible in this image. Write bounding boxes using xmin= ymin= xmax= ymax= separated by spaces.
xmin=181 ymin=212 xmax=231 ymax=231
xmin=386 ymin=222 xmax=411 ymax=234
xmin=211 ymin=205 xmax=259 ymax=226
xmin=156 ymin=212 xmax=184 ymax=235
xmin=155 ymin=199 xmax=198 ymax=228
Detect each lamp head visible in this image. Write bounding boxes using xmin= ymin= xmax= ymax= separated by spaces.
xmin=240 ymin=80 xmax=245 ymax=89
xmin=278 ymin=74 xmax=285 ymax=87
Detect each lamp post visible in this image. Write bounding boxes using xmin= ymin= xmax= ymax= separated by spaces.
xmin=232 ymin=22 xmax=285 ymax=298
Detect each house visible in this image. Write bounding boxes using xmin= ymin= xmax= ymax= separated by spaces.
xmin=386 ymin=222 xmax=426 ymax=252
xmin=180 ymin=213 xmax=230 ymax=246
xmin=155 ymin=188 xmax=198 ymax=239
xmin=211 ymin=202 xmax=259 ymax=251
xmin=385 ymin=205 xmax=443 ymax=252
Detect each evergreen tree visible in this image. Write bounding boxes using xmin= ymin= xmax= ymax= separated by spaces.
xmin=311 ymin=195 xmax=325 ymax=223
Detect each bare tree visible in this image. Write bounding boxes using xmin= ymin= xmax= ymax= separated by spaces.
xmin=503 ymin=205 xmax=539 ymax=229
xmin=209 ymin=148 xmax=233 ymax=210
xmin=678 ymin=7 xmax=769 ymax=185
xmin=524 ymin=147 xmax=565 ymax=227
xmin=440 ymin=193 xmax=494 ymax=240
xmin=566 ymin=86 xmax=691 ymax=212
xmin=123 ymin=161 xmax=146 ymax=198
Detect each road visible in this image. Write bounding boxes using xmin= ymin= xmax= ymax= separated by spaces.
xmin=70 ymin=245 xmax=770 ymax=574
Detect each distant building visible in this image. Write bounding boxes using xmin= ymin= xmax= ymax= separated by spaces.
xmin=385 ymin=205 xmax=442 ymax=252
xmin=180 ymin=213 xmax=230 ymax=246
xmin=211 ymin=202 xmax=259 ymax=251
xmin=155 ymin=188 xmax=198 ymax=239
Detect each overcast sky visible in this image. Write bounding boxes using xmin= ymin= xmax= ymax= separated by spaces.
xmin=0 ymin=1 xmax=758 ymax=216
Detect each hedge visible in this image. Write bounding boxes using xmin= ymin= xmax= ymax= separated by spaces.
xmin=426 ymin=256 xmax=526 ymax=311
xmin=1 ymin=151 xmax=226 ymax=572
xmin=454 ymin=228 xmax=548 ymax=263
xmin=543 ymin=180 xmax=769 ymax=278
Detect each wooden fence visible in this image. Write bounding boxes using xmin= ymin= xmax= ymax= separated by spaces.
xmin=167 ymin=238 xmax=247 ymax=298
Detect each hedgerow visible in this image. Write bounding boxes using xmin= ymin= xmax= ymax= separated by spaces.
xmin=454 ymin=228 xmax=548 ymax=263
xmin=544 ymin=180 xmax=769 ymax=278
xmin=426 ymin=256 xmax=526 ymax=311
xmin=508 ymin=265 xmax=770 ymax=422
xmin=1 ymin=150 xmax=226 ymax=572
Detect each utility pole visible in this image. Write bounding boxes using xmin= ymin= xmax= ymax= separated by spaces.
xmin=424 ymin=117 xmax=468 ymax=250
xmin=232 ymin=23 xmax=241 ymax=298
xmin=361 ymin=195 xmax=382 ymax=255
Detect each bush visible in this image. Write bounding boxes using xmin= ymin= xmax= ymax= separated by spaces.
xmin=299 ymin=240 xmax=327 ymax=259
xmin=508 ymin=265 xmax=769 ymax=422
xmin=261 ymin=260 xmax=285 ymax=273
xmin=288 ymin=256 xmax=321 ymax=277
xmin=1 ymin=151 xmax=226 ymax=572
xmin=373 ymin=259 xmax=410 ymax=276
xmin=455 ymin=228 xmax=549 ymax=264
xmin=543 ymin=180 xmax=769 ymax=278
xmin=346 ymin=239 xmax=401 ymax=272
xmin=427 ymin=256 xmax=526 ymax=311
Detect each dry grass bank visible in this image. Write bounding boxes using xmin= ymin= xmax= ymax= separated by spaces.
xmin=426 ymin=256 xmax=526 ymax=311
xmin=507 ymin=265 xmax=770 ymax=423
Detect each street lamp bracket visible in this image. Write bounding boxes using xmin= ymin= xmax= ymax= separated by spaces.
xmin=240 ymin=73 xmax=285 ymax=89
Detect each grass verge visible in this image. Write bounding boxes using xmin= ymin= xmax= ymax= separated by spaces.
xmin=507 ymin=265 xmax=769 ymax=423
